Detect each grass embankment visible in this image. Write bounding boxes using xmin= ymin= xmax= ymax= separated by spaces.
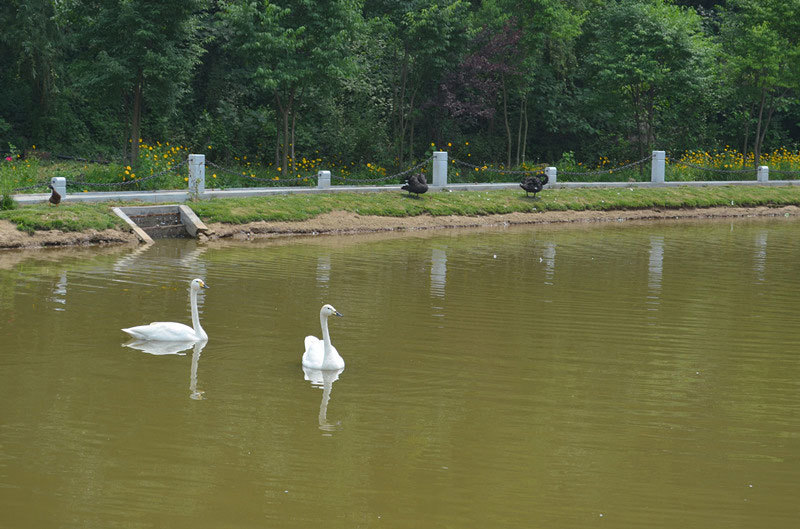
xmin=0 ymin=203 xmax=127 ymax=234
xmin=2 ymin=186 xmax=800 ymax=234
xmin=189 ymin=186 xmax=800 ymax=223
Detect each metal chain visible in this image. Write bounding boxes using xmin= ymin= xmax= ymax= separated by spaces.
xmin=665 ymin=156 xmax=755 ymax=174
xmin=66 ymin=159 xmax=188 ymax=188
xmin=11 ymin=160 xmax=187 ymax=192
xmin=54 ymin=154 xmax=118 ymax=165
xmin=452 ymin=156 xmax=650 ymax=177
xmin=11 ymin=181 xmax=53 ymax=192
xmin=206 ymin=161 xmax=314 ymax=184
xmin=452 ymin=158 xmax=546 ymax=175
xmin=768 ymin=168 xmax=800 ymax=176
xmin=330 ymin=157 xmax=431 ymax=183
xmin=559 ymin=156 xmax=652 ymax=176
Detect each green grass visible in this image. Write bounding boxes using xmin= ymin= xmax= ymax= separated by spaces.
xmin=0 ymin=203 xmax=126 ymax=234
xmin=189 ymin=185 xmax=800 ymax=223
xmin=2 ymin=185 xmax=800 ymax=235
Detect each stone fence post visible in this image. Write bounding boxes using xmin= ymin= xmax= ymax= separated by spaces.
xmin=432 ymin=151 xmax=448 ymax=186
xmin=317 ymin=170 xmax=331 ymax=189
xmin=188 ymin=154 xmax=205 ymax=198
xmin=651 ymin=151 xmax=665 ymax=184
xmin=545 ymin=166 xmax=557 ymax=185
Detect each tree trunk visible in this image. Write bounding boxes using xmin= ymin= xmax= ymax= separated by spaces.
xmin=741 ymin=104 xmax=754 ymax=157
xmin=407 ymin=89 xmax=417 ymax=164
xmin=753 ymin=88 xmax=767 ymax=168
xmin=502 ymin=76 xmax=511 ymax=168
xmin=631 ymin=85 xmax=645 ymax=177
xmin=129 ymin=69 xmax=143 ymax=167
xmin=755 ymin=91 xmax=781 ymax=171
xmin=275 ymin=86 xmax=295 ymax=175
xmin=275 ymin=112 xmax=280 ymax=168
xmin=396 ymin=54 xmax=409 ymax=169
xmin=516 ymin=96 xmax=528 ymax=167
xmin=291 ymin=109 xmax=297 ymax=173
xmin=522 ymin=97 xmax=529 ymax=165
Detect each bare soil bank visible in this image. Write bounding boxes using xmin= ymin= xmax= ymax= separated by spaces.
xmin=204 ymin=205 xmax=800 ymax=241
xmin=2 ymin=205 xmax=798 ymax=250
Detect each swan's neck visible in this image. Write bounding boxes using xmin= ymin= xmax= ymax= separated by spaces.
xmin=190 ymin=288 xmax=207 ymax=341
xmin=320 ymin=313 xmax=332 ymax=358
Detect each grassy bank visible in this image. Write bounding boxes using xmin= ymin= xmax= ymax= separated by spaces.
xmin=188 ymin=186 xmax=800 ymax=223
xmin=2 ymin=185 xmax=800 ymax=234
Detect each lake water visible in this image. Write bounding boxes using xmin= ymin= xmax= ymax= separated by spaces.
xmin=1 ymin=217 xmax=799 ymax=528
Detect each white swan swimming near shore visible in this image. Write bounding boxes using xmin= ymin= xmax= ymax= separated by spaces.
xmin=122 ymin=278 xmax=209 ymax=342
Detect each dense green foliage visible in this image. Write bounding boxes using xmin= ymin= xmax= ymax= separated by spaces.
xmin=1 ymin=0 xmax=799 ymax=169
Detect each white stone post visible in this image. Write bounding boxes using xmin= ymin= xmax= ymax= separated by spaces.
xmin=188 ymin=154 xmax=205 ymax=198
xmin=757 ymin=166 xmax=769 ymax=183
xmin=432 ymin=151 xmax=448 ymax=186
xmin=317 ymin=170 xmax=331 ymax=189
xmin=50 ymin=176 xmax=66 ymax=199
xmin=651 ymin=151 xmax=665 ymax=184
xmin=545 ymin=166 xmax=557 ymax=185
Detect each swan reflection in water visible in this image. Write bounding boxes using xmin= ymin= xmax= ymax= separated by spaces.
xmin=124 ymin=339 xmax=207 ymax=400
xmin=302 ymin=367 xmax=344 ymax=433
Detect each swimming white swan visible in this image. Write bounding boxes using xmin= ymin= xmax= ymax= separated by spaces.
xmin=122 ymin=278 xmax=209 ymax=342
xmin=302 ymin=304 xmax=344 ymax=370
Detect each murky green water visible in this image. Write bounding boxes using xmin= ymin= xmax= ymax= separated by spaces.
xmin=1 ymin=218 xmax=799 ymax=528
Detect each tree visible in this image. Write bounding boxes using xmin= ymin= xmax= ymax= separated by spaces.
xmin=220 ymin=0 xmax=360 ymax=174
xmin=67 ymin=0 xmax=204 ymax=165
xmin=365 ymin=0 xmax=469 ymax=168
xmin=0 ymin=0 xmax=63 ymax=145
xmin=440 ymin=19 xmax=522 ymax=168
xmin=718 ymin=0 xmax=800 ymax=166
xmin=580 ymin=0 xmax=715 ymax=163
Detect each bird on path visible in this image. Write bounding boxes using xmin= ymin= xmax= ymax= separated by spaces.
xmin=402 ymin=172 xmax=428 ymax=197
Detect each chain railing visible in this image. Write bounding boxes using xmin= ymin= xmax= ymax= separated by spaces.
xmin=665 ymin=156 xmax=757 ymax=175
xmin=558 ymin=156 xmax=652 ymax=176
xmin=10 ymin=159 xmax=188 ymax=193
xmin=66 ymin=160 xmax=189 ymax=189
xmin=206 ymin=161 xmax=316 ymax=186
xmin=330 ymin=157 xmax=431 ymax=184
xmin=762 ymin=168 xmax=800 ymax=177
xmin=451 ymin=158 xmax=547 ymax=175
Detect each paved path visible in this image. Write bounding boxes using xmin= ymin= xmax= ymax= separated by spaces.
xmin=13 ymin=180 xmax=800 ymax=205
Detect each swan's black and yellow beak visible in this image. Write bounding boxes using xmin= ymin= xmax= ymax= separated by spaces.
xmin=200 ymin=281 xmax=209 ymax=289
xmin=334 ymin=311 xmax=343 ymax=317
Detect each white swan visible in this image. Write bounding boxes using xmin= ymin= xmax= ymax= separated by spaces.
xmin=122 ymin=278 xmax=209 ymax=342
xmin=301 ymin=304 xmax=344 ymax=370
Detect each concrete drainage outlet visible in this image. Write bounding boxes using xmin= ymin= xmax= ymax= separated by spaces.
xmin=112 ymin=205 xmax=211 ymax=244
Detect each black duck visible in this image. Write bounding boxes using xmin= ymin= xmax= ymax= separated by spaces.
xmin=402 ymin=172 xmax=428 ymax=197
xmin=520 ymin=173 xmax=548 ymax=197
xmin=47 ymin=184 xmax=62 ymax=206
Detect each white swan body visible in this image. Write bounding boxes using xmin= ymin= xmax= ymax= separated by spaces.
xmin=302 ymin=304 xmax=344 ymax=370
xmin=122 ymin=279 xmax=209 ymax=342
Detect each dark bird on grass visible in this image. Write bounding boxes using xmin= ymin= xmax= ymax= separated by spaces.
xmin=47 ymin=184 xmax=61 ymax=206
xmin=402 ymin=172 xmax=428 ymax=197
xmin=520 ymin=173 xmax=548 ymax=198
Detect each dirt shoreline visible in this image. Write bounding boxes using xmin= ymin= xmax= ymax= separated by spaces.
xmin=2 ymin=205 xmax=798 ymax=250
